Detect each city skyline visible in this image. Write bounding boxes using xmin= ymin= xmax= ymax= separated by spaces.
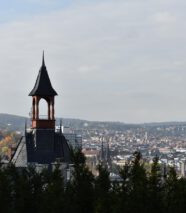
xmin=0 ymin=0 xmax=186 ymax=123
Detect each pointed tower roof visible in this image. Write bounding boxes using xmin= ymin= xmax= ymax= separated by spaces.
xmin=29 ymin=52 xmax=58 ymax=96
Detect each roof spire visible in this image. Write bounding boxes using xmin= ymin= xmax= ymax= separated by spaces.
xmin=29 ymin=51 xmax=58 ymax=96
xmin=42 ymin=51 xmax=45 ymax=67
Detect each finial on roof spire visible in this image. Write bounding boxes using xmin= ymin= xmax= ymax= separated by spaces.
xmin=42 ymin=51 xmax=45 ymax=67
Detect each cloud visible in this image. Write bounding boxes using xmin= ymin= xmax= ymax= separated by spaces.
xmin=153 ymin=12 xmax=176 ymax=24
xmin=0 ymin=0 xmax=185 ymax=122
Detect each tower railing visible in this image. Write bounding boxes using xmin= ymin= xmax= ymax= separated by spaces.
xmin=37 ymin=115 xmax=55 ymax=120
xmin=38 ymin=115 xmax=48 ymax=119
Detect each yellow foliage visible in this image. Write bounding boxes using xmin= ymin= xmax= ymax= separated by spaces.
xmin=2 ymin=146 xmax=8 ymax=153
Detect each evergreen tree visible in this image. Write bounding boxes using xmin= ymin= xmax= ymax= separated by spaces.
xmin=126 ymin=151 xmax=148 ymax=213
xmin=3 ymin=151 xmax=186 ymax=213
xmin=174 ymin=177 xmax=186 ymax=213
xmin=0 ymin=164 xmax=16 ymax=213
xmin=40 ymin=165 xmax=65 ymax=213
xmin=95 ymin=164 xmax=111 ymax=213
xmin=164 ymin=166 xmax=179 ymax=213
xmin=147 ymin=156 xmax=163 ymax=213
xmin=16 ymin=165 xmax=44 ymax=213
xmin=14 ymin=167 xmax=34 ymax=213
xmin=64 ymin=149 xmax=95 ymax=213
xmin=110 ymin=180 xmax=121 ymax=213
xmin=117 ymin=162 xmax=130 ymax=213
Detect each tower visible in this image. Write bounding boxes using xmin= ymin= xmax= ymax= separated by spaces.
xmin=29 ymin=52 xmax=57 ymax=129
xmin=11 ymin=53 xmax=71 ymax=166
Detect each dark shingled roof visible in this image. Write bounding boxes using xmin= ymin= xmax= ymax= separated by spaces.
xmin=25 ymin=129 xmax=71 ymax=164
xmin=11 ymin=129 xmax=71 ymax=165
xmin=29 ymin=53 xmax=57 ymax=96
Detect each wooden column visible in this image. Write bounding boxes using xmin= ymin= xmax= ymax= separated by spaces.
xmin=32 ymin=98 xmax=35 ymax=119
xmin=48 ymin=101 xmax=50 ymax=120
xmin=52 ymin=98 xmax=55 ymax=120
xmin=36 ymin=97 xmax=39 ymax=119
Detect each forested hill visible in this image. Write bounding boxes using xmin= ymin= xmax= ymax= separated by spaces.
xmin=0 ymin=113 xmax=140 ymax=132
xmin=0 ymin=113 xmax=26 ymax=131
xmin=0 ymin=113 xmax=186 ymax=132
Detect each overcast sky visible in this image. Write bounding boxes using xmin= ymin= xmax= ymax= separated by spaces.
xmin=0 ymin=0 xmax=186 ymax=123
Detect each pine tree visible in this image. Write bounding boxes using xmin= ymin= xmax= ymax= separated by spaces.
xmin=117 ymin=161 xmax=130 ymax=213
xmin=164 ymin=166 xmax=178 ymax=213
xmin=147 ymin=156 xmax=163 ymax=213
xmin=64 ymin=149 xmax=95 ymax=213
xmin=40 ymin=165 xmax=65 ymax=213
xmin=0 ymin=164 xmax=16 ymax=213
xmin=126 ymin=152 xmax=148 ymax=213
xmin=22 ymin=166 xmax=43 ymax=213
xmin=95 ymin=164 xmax=111 ymax=213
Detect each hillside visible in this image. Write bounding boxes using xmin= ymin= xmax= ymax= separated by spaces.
xmin=0 ymin=113 xmax=186 ymax=132
xmin=0 ymin=114 xmax=26 ymax=132
xmin=0 ymin=113 xmax=140 ymax=132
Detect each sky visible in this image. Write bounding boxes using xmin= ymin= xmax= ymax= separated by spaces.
xmin=0 ymin=0 xmax=186 ymax=123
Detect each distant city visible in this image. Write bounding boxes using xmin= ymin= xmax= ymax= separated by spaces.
xmin=81 ymin=122 xmax=186 ymax=177
xmin=1 ymin=113 xmax=186 ymax=177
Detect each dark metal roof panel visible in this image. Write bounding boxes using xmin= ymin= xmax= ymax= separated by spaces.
xmin=24 ymin=129 xmax=70 ymax=164
xmin=29 ymin=61 xmax=57 ymax=96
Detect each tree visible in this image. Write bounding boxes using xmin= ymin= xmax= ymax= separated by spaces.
xmin=147 ymin=156 xmax=163 ymax=213
xmin=40 ymin=165 xmax=65 ymax=213
xmin=64 ymin=149 xmax=95 ymax=213
xmin=0 ymin=164 xmax=17 ymax=213
xmin=164 ymin=166 xmax=179 ymax=213
xmin=95 ymin=164 xmax=111 ymax=213
xmin=117 ymin=161 xmax=130 ymax=213
xmin=19 ymin=166 xmax=43 ymax=213
xmin=121 ymin=151 xmax=148 ymax=213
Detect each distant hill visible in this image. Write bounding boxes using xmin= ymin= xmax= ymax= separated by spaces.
xmin=0 ymin=113 xmax=140 ymax=132
xmin=0 ymin=113 xmax=186 ymax=133
xmin=0 ymin=113 xmax=26 ymax=132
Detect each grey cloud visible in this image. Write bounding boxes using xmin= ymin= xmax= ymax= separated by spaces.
xmin=0 ymin=0 xmax=185 ymax=122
